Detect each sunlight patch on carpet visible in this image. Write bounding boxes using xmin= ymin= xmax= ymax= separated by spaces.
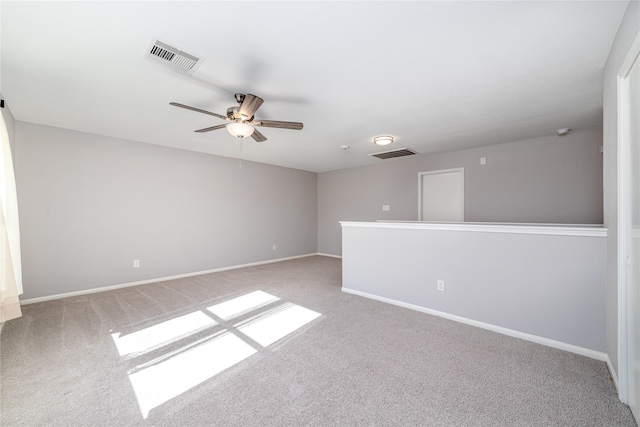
xmin=128 ymin=331 xmax=256 ymax=418
xmin=238 ymin=302 xmax=321 ymax=347
xmin=119 ymin=291 xmax=322 ymax=419
xmin=111 ymin=311 xmax=217 ymax=357
xmin=207 ymin=290 xmax=279 ymax=320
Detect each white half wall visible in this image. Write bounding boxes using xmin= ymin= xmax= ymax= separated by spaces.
xmin=341 ymin=222 xmax=607 ymax=353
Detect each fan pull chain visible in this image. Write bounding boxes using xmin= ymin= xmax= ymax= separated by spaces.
xmin=239 ymin=139 xmax=243 ymax=169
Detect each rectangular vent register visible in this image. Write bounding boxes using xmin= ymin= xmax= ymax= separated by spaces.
xmin=369 ymin=148 xmax=418 ymax=160
xmin=145 ymin=39 xmax=204 ymax=75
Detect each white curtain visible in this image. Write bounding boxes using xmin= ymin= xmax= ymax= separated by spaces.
xmin=0 ymin=108 xmax=22 ymax=322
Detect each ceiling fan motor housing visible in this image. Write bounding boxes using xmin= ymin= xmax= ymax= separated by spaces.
xmin=227 ymin=106 xmax=240 ymax=120
xmin=227 ymin=105 xmax=254 ymax=122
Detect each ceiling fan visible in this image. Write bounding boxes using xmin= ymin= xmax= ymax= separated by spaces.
xmin=170 ymin=93 xmax=303 ymax=142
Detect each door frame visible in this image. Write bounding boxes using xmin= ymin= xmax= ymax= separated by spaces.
xmin=418 ymin=167 xmax=464 ymax=221
xmin=617 ymin=31 xmax=640 ymax=405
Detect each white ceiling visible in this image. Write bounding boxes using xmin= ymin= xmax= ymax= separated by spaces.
xmin=0 ymin=1 xmax=629 ymax=173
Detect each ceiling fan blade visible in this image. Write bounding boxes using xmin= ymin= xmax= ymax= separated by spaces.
xmin=170 ymin=102 xmax=227 ymax=120
xmin=238 ymin=94 xmax=264 ymax=120
xmin=255 ymin=120 xmax=303 ymax=130
xmin=194 ymin=124 xmax=227 ymax=133
xmin=251 ymin=128 xmax=267 ymax=142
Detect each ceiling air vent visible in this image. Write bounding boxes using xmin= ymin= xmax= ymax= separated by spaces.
xmin=145 ymin=40 xmax=204 ymax=75
xmin=369 ymin=148 xmax=418 ymax=160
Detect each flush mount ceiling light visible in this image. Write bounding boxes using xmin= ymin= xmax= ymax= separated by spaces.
xmin=373 ymin=136 xmax=394 ymax=146
xmin=556 ymin=128 xmax=571 ymax=136
xmin=227 ymin=122 xmax=255 ymax=138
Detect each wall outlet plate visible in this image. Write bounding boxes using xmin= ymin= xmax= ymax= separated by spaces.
xmin=437 ymin=280 xmax=445 ymax=292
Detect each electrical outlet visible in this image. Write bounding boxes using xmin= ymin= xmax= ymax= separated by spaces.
xmin=273 ymin=244 xmax=277 ymax=251
xmin=133 ymin=259 xmax=140 ymax=268
xmin=382 ymin=205 xmax=390 ymax=211
xmin=437 ymin=280 xmax=445 ymax=292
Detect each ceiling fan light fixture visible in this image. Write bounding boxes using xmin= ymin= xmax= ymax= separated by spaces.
xmin=373 ymin=136 xmax=394 ymax=146
xmin=227 ymin=122 xmax=255 ymax=138
xmin=170 ymin=93 xmax=303 ymax=143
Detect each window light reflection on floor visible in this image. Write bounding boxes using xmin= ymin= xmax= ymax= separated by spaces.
xmin=207 ymin=290 xmax=279 ymax=320
xmin=111 ymin=311 xmax=217 ymax=357
xmin=128 ymin=330 xmax=256 ymax=418
xmin=238 ymin=302 xmax=321 ymax=347
xmin=121 ymin=290 xmax=322 ymax=419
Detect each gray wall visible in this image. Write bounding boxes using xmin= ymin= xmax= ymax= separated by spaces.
xmin=319 ymin=129 xmax=604 ymax=256
xmin=603 ymin=1 xmax=640 ymax=378
xmin=15 ymin=122 xmax=318 ymax=300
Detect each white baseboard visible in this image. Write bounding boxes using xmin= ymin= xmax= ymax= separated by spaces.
xmin=605 ymin=355 xmax=620 ymax=394
xmin=21 ymin=253 xmax=320 ymax=305
xmin=342 ymin=287 xmax=608 ymax=362
xmin=316 ymin=252 xmax=342 ymax=259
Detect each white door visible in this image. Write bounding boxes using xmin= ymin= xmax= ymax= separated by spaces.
xmin=419 ymin=168 xmax=464 ymax=221
xmin=620 ymin=34 xmax=640 ymax=422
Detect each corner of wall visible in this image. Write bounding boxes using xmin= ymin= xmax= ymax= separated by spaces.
xmin=602 ymin=0 xmax=640 ymax=388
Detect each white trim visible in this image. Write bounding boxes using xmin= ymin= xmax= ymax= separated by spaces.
xmin=615 ymin=30 xmax=640 ymax=404
xmin=340 ymin=221 xmax=607 ymax=237
xmin=617 ymin=71 xmax=631 ymax=403
xmin=418 ymin=167 xmax=464 ymax=221
xmin=342 ymin=287 xmax=608 ymax=362
xmin=619 ymin=32 xmax=640 ymax=78
xmin=316 ymin=252 xmax=342 ymax=259
xmin=20 ymin=253 xmax=319 ymax=305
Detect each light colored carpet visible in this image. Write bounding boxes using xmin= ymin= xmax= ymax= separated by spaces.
xmin=0 ymin=255 xmax=636 ymax=426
